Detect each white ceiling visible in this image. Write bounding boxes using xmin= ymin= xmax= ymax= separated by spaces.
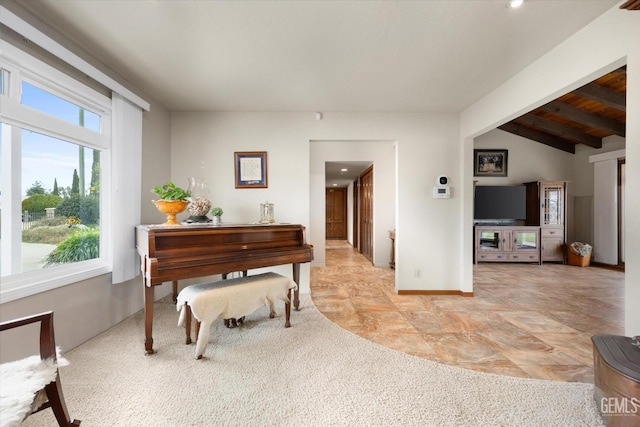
xmin=325 ymin=161 xmax=372 ymax=188
xmin=16 ymin=0 xmax=618 ymax=114
xmin=11 ymin=0 xmax=619 ymax=187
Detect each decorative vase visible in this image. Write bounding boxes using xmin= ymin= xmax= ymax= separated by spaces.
xmin=153 ymin=200 xmax=189 ymax=225
xmin=186 ymin=177 xmax=212 ymax=223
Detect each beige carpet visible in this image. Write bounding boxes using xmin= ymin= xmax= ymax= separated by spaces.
xmin=22 ymin=296 xmax=603 ymax=426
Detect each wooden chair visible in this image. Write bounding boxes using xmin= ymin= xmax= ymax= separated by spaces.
xmin=0 ymin=311 xmax=81 ymax=426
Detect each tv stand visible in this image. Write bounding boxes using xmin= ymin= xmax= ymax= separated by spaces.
xmin=474 ymin=226 xmax=540 ymax=264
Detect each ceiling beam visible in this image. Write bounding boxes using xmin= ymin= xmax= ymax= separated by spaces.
xmin=538 ymin=100 xmax=625 ymax=137
xmin=572 ymin=83 xmax=626 ymax=111
xmin=620 ymin=0 xmax=640 ymax=10
xmin=498 ymin=122 xmax=575 ymax=154
xmin=513 ymin=115 xmax=602 ymax=148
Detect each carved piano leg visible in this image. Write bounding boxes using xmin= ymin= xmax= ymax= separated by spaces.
xmin=144 ymin=284 xmax=155 ymax=354
xmin=292 ymin=263 xmax=301 ymax=311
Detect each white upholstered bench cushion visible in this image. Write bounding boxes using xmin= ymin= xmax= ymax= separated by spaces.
xmin=176 ymin=272 xmax=296 ymax=358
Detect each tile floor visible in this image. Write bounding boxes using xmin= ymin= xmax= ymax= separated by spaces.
xmin=310 ymin=240 xmax=625 ymax=382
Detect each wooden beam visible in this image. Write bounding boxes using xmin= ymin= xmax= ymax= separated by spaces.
xmin=513 ymin=114 xmax=602 ymax=148
xmin=572 ymin=83 xmax=626 ymax=111
xmin=498 ymin=122 xmax=575 ymax=154
xmin=620 ymin=0 xmax=640 ymax=10
xmin=538 ymin=100 xmax=625 ymax=137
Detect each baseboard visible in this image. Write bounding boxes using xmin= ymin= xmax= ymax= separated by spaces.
xmin=397 ymin=290 xmax=474 ymax=297
xmin=591 ymin=262 xmax=625 ymax=272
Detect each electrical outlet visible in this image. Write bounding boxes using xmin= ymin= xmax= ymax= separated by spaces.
xmin=414 ymin=269 xmax=422 ymax=278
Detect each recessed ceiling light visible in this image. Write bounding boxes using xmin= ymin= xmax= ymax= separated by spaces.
xmin=341 ymin=168 xmax=348 ymax=172
xmin=509 ymin=0 xmax=523 ymax=8
xmin=332 ymin=183 xmax=338 ymax=186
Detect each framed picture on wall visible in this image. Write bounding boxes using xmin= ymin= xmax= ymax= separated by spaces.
xmin=474 ymin=149 xmax=508 ymax=177
xmin=234 ymin=151 xmax=268 ymax=188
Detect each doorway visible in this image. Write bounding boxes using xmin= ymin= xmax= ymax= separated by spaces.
xmin=312 ymin=140 xmax=395 ymax=269
xmin=324 ymin=160 xmax=373 ymax=257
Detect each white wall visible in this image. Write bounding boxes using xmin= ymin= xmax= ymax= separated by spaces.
xmin=473 ymin=129 xmax=574 ymax=186
xmin=572 ymin=136 xmax=625 ymax=246
xmin=461 ymin=5 xmax=640 ymax=335
xmin=592 ymin=159 xmax=619 ymax=264
xmin=171 ymin=112 xmax=460 ymax=292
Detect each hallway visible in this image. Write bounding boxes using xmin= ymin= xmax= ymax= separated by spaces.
xmin=310 ymin=240 xmax=625 ymax=382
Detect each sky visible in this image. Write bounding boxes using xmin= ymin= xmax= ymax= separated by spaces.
xmin=21 ymin=130 xmax=96 ymax=196
xmin=2 ymin=81 xmax=101 ymax=198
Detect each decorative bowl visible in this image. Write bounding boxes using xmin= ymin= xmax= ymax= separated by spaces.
xmin=153 ymin=200 xmax=189 ymax=225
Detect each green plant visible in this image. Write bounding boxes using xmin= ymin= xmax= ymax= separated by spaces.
xmin=22 ymin=193 xmax=62 ymax=213
xmin=44 ymin=227 xmax=100 ymax=266
xmin=55 ymin=195 xmax=100 ymax=226
xmin=210 ymin=207 xmax=223 ymax=216
xmin=151 ymin=182 xmax=191 ymax=201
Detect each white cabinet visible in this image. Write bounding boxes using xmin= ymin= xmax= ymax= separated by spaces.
xmin=475 ymin=226 xmax=541 ymax=264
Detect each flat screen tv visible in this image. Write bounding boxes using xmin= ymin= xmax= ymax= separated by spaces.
xmin=474 ymin=185 xmax=526 ymax=220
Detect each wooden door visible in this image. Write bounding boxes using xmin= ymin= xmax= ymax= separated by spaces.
xmin=326 ymin=188 xmax=347 ymax=239
xmin=359 ymin=166 xmax=374 ymax=262
xmin=352 ymin=178 xmax=359 ymax=249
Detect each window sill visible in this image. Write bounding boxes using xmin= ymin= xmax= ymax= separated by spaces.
xmin=0 ymin=260 xmax=111 ymax=304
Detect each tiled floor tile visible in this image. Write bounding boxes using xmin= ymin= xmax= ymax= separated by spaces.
xmin=311 ymin=240 xmax=625 ymax=382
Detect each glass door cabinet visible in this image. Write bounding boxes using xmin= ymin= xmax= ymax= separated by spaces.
xmin=524 ymin=181 xmax=567 ymax=263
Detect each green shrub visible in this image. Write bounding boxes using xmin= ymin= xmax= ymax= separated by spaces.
xmin=56 ymin=195 xmax=81 ymax=218
xmin=78 ymin=194 xmax=99 ymax=225
xmin=55 ymin=195 xmax=99 ymax=225
xmin=22 ymin=194 xmax=62 ymax=214
xmin=44 ymin=227 xmax=100 ymax=266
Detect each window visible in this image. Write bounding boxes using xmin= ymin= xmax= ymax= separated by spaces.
xmin=1 ymin=40 xmax=112 ymax=301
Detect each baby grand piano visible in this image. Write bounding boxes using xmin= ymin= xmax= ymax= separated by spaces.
xmin=135 ymin=223 xmax=314 ymax=354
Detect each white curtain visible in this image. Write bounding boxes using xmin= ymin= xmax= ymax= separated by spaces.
xmin=111 ymin=93 xmax=142 ymax=284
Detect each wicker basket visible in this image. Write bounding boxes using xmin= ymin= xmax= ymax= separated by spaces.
xmin=567 ymin=249 xmax=591 ymax=267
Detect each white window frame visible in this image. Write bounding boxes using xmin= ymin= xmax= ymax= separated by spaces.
xmin=0 ymin=40 xmax=113 ymax=303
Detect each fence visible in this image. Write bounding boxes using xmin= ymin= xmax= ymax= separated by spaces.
xmin=22 ymin=209 xmax=55 ymax=231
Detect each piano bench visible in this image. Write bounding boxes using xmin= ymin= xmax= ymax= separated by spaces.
xmin=176 ymin=272 xmax=297 ymax=359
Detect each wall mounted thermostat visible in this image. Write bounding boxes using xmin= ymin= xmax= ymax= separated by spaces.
xmin=433 ymin=186 xmax=451 ymax=198
xmin=433 ymin=175 xmax=451 ymax=198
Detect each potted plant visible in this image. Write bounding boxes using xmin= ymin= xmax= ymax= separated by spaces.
xmin=210 ymin=207 xmax=224 ymax=225
xmin=151 ymin=182 xmax=191 ymax=225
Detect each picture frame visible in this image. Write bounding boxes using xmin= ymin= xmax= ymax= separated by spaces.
xmin=474 ymin=149 xmax=508 ymax=177
xmin=234 ymin=151 xmax=268 ymax=188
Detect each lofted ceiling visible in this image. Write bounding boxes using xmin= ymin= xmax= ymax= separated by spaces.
xmin=498 ymin=66 xmax=626 ymax=153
